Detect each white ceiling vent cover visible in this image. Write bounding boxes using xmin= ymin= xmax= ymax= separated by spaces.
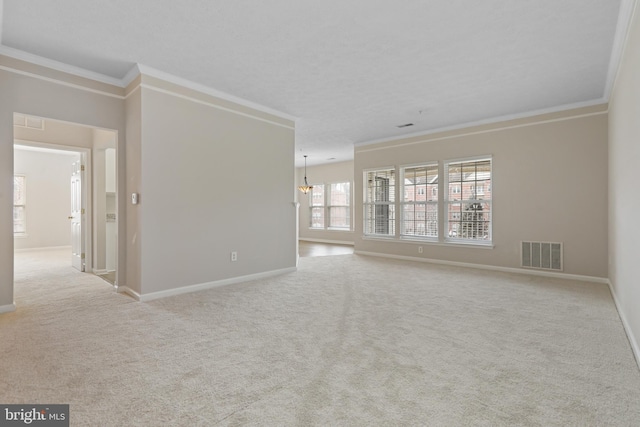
xmin=14 ymin=114 xmax=45 ymax=130
xmin=521 ymin=241 xmax=563 ymax=271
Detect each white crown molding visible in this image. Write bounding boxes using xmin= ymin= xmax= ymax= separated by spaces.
xmin=134 ymin=63 xmax=297 ymax=122
xmin=121 ymin=63 xmax=142 ymax=87
xmin=0 ymin=44 xmax=123 ymax=87
xmin=139 ymin=83 xmax=295 ymax=130
xmin=606 ymin=0 xmax=639 ymax=100
xmin=0 ymin=45 xmax=297 ymax=123
xmin=356 ymin=98 xmax=608 ymax=150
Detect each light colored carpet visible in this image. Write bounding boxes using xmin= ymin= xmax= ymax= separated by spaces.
xmin=2 ymin=249 xmax=640 ymax=426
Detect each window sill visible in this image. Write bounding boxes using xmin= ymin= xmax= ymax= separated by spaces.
xmin=309 ymin=228 xmax=354 ymax=232
xmin=361 ymin=235 xmax=396 ymax=242
xmin=363 ymin=235 xmax=494 ymax=249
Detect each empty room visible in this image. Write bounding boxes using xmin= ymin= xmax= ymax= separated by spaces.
xmin=1 ymin=1 xmax=639 ymax=425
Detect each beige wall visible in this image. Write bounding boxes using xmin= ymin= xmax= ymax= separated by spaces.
xmin=0 ymin=55 xmax=126 ymax=311
xmin=134 ymin=82 xmax=296 ymax=296
xmin=609 ymin=3 xmax=640 ymax=361
xmin=14 ymin=119 xmax=94 ymax=148
xmin=298 ymin=160 xmax=355 ymax=244
xmin=1 ymin=54 xmax=297 ymax=308
xmin=125 ymin=87 xmax=142 ymax=294
xmin=355 ymin=106 xmax=609 ymax=278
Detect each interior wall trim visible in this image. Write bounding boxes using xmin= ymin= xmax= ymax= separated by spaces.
xmin=137 ymin=82 xmax=295 ymax=130
xmin=356 ymin=105 xmax=608 ymax=152
xmin=0 ymin=45 xmax=124 ymax=86
xmin=300 ymin=238 xmax=355 ymax=245
xmin=354 ymin=250 xmax=610 ymax=284
xmin=0 ymin=64 xmax=124 ymax=99
xmin=605 ymin=0 xmax=639 ymax=100
xmin=118 ymin=267 xmax=298 ymax=303
xmin=607 ymin=279 xmax=640 ymax=370
xmin=0 ymin=303 xmax=17 ymax=314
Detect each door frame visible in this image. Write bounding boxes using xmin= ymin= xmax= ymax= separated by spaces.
xmin=13 ymin=139 xmax=93 ymax=273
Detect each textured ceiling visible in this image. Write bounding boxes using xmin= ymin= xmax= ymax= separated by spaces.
xmin=0 ymin=0 xmax=630 ymax=166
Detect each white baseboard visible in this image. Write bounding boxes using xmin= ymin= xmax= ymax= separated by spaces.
xmin=116 ymin=286 xmax=140 ymax=300
xmin=300 ymin=238 xmax=355 ymax=246
xmin=119 ymin=267 xmax=298 ymax=302
xmin=607 ymin=280 xmax=640 ymax=370
xmin=14 ymin=245 xmax=72 ymax=253
xmin=354 ymin=251 xmax=610 ymax=284
xmin=93 ymin=269 xmax=109 ymax=275
xmin=0 ymin=302 xmax=17 ymax=314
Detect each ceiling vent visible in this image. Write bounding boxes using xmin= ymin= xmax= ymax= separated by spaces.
xmin=14 ymin=114 xmax=45 ymax=130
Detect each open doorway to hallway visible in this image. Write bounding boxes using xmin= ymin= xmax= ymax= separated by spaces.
xmin=13 ymin=113 xmax=118 ymax=290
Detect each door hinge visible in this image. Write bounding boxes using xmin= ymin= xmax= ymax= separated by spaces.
xmin=81 ymin=208 xmax=85 ymax=214
xmin=81 ymin=253 xmax=85 ymax=259
xmin=81 ymin=165 xmax=85 ymax=171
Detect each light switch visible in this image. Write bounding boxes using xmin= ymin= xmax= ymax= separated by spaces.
xmin=131 ymin=193 xmax=138 ymax=205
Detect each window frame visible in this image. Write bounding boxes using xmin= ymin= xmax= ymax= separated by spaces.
xmin=363 ymin=167 xmax=396 ymax=237
xmin=13 ymin=174 xmax=27 ymax=236
xmin=444 ymin=156 xmax=492 ymax=245
xmin=308 ymin=181 xmax=352 ymax=231
xmin=400 ymin=162 xmax=439 ymax=241
xmin=309 ymin=184 xmax=326 ymax=229
xmin=327 ymin=182 xmax=351 ymax=230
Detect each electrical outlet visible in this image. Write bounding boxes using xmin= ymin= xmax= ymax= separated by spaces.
xmin=418 ymin=246 xmax=423 ymax=254
xmin=231 ymin=251 xmax=238 ymax=262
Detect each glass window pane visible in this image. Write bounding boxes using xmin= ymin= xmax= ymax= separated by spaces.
xmin=329 ymin=206 xmax=350 ymax=228
xmin=445 ymin=158 xmax=491 ymax=242
xmin=311 ymin=184 xmax=325 ymax=206
xmin=310 ymin=207 xmax=324 ymax=228
xmin=14 ymin=176 xmax=25 ymax=205
xmin=365 ymin=169 xmax=395 ymax=236
xmin=14 ymin=206 xmax=26 ymax=234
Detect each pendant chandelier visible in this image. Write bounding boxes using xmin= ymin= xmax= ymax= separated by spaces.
xmin=298 ymin=155 xmax=313 ymax=194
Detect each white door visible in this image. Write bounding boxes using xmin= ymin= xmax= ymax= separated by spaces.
xmin=70 ymin=160 xmax=84 ymax=271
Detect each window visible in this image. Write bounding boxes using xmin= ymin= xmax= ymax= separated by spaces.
xmin=309 ymin=182 xmax=351 ymax=230
xmin=328 ymin=182 xmax=350 ymax=229
xmin=364 ymin=168 xmax=395 ymax=236
xmin=401 ymin=164 xmax=438 ymax=239
xmin=445 ymin=158 xmax=492 ymax=242
xmin=13 ymin=175 xmax=26 ymax=235
xmin=310 ymin=185 xmax=325 ymax=229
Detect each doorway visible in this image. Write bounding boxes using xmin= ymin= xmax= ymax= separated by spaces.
xmin=12 ymin=113 xmax=118 ymax=289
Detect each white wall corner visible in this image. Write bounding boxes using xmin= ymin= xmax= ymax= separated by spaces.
xmin=116 ymin=286 xmax=141 ymax=301
xmin=605 ymin=0 xmax=639 ymax=100
xmin=0 ymin=0 xmax=4 ymax=45
xmin=0 ymin=302 xmax=17 ymax=314
xmin=121 ymin=63 xmax=142 ymax=87
xmin=607 ymin=280 xmax=640 ymax=370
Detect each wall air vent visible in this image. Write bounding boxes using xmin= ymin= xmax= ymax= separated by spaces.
xmin=14 ymin=114 xmax=45 ymax=130
xmin=521 ymin=241 xmax=563 ymax=271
